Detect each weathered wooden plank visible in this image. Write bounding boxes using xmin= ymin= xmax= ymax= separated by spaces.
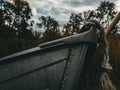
xmin=0 ymin=47 xmax=40 ymax=62
xmin=0 ymin=61 xmax=66 ymax=90
xmin=0 ymin=48 xmax=69 ymax=86
xmin=39 ymin=27 xmax=97 ymax=48
xmin=60 ymin=44 xmax=88 ymax=90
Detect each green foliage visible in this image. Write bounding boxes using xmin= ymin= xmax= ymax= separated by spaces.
xmin=0 ymin=0 xmax=33 ymax=39
xmin=0 ymin=0 xmax=36 ymax=57
xmin=95 ymin=1 xmax=117 ymax=29
xmin=37 ymin=16 xmax=62 ymax=42
xmin=68 ymin=13 xmax=82 ymax=33
xmin=62 ymin=24 xmax=73 ymax=37
xmin=68 ymin=10 xmax=93 ymax=33
xmin=96 ymin=1 xmax=116 ymax=21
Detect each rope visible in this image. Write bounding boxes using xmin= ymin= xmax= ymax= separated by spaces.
xmin=102 ymin=37 xmax=113 ymax=70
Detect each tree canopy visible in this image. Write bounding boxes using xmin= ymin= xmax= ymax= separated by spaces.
xmin=0 ymin=0 xmax=33 ymax=39
xmin=0 ymin=0 xmax=36 ymax=57
xmin=37 ymin=16 xmax=62 ymax=42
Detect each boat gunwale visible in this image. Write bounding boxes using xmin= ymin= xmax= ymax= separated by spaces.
xmin=0 ymin=27 xmax=97 ymax=62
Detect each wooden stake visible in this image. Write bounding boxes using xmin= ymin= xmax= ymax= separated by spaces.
xmin=105 ymin=12 xmax=120 ymax=36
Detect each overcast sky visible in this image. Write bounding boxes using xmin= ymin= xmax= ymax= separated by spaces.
xmin=27 ymin=0 xmax=120 ymax=25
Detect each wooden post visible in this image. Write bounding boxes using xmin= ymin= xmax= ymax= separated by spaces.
xmin=105 ymin=12 xmax=120 ymax=36
xmin=99 ymin=12 xmax=120 ymax=90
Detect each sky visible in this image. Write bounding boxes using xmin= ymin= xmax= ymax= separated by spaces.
xmin=27 ymin=0 xmax=120 ymax=26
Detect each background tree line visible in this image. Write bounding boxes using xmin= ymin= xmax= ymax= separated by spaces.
xmin=0 ymin=0 xmax=38 ymax=57
xmin=0 ymin=0 xmax=119 ymax=57
xmin=0 ymin=0 xmax=120 ymax=89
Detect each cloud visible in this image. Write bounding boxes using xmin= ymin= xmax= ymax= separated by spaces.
xmin=31 ymin=7 xmax=37 ymax=15
xmin=36 ymin=8 xmax=48 ymax=14
xmin=27 ymin=0 xmax=120 ymax=26
xmin=115 ymin=0 xmax=120 ymax=11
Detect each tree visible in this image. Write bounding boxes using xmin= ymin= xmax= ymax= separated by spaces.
xmin=0 ymin=0 xmax=12 ymax=38
xmin=62 ymin=23 xmax=72 ymax=37
xmin=0 ymin=0 xmax=36 ymax=57
xmin=68 ymin=13 xmax=82 ymax=33
xmin=68 ymin=10 xmax=94 ymax=34
xmin=0 ymin=0 xmax=33 ymax=39
xmin=37 ymin=16 xmax=62 ymax=42
xmin=95 ymin=1 xmax=117 ymax=32
xmin=11 ymin=0 xmax=33 ymax=38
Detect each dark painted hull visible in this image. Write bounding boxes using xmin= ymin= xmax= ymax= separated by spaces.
xmin=0 ymin=27 xmax=97 ymax=90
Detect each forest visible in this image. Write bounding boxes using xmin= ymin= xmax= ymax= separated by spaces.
xmin=0 ymin=0 xmax=120 ymax=89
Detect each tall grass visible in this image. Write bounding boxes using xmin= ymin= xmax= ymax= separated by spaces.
xmin=108 ymin=34 xmax=120 ymax=89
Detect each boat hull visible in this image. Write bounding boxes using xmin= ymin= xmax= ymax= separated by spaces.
xmin=0 ymin=27 xmax=97 ymax=90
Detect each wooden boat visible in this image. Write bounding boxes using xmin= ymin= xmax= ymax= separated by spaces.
xmin=0 ymin=26 xmax=97 ymax=90
xmin=0 ymin=12 xmax=119 ymax=90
